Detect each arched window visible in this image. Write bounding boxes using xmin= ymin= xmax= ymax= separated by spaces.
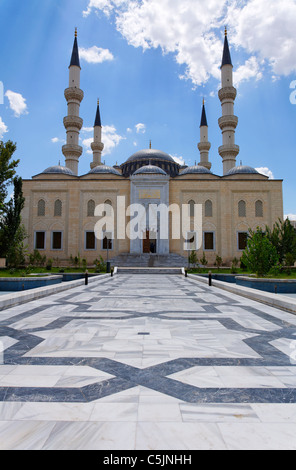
xmin=255 ymin=200 xmax=263 ymax=217
xmin=54 ymin=199 xmax=62 ymax=217
xmin=188 ymin=200 xmax=195 ymax=217
xmin=87 ymin=199 xmax=95 ymax=217
xmin=37 ymin=199 xmax=45 ymax=217
xmin=205 ymin=200 xmax=213 ymax=217
xmin=104 ymin=199 xmax=113 ymax=216
xmin=238 ymin=200 xmax=246 ymax=218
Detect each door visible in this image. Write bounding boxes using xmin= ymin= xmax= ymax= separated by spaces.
xmin=143 ymin=230 xmax=150 ymax=253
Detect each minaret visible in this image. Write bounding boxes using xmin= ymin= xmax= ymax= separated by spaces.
xmin=62 ymin=28 xmax=84 ymax=176
xmin=90 ymin=99 xmax=104 ymax=169
xmin=218 ymin=28 xmax=239 ymax=175
xmin=197 ymin=99 xmax=211 ymax=170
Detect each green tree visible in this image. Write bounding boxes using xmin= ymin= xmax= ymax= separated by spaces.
xmin=215 ymin=254 xmax=223 ymax=271
xmin=0 ymin=141 xmax=20 ymax=215
xmin=199 ymin=252 xmax=208 ymax=267
xmin=188 ymin=250 xmax=198 ymax=268
xmin=5 ymin=225 xmax=28 ymax=268
xmin=242 ymin=228 xmax=279 ymax=277
xmin=266 ymin=218 xmax=296 ymax=264
xmin=0 ymin=176 xmax=26 ymax=264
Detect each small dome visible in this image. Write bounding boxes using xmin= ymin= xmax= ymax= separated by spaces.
xmin=126 ymin=149 xmax=175 ymax=163
xmin=88 ymin=165 xmax=121 ymax=176
xmin=225 ymin=165 xmax=259 ymax=176
xmin=42 ymin=165 xmax=76 ymax=176
xmin=133 ymin=164 xmax=167 ymax=176
xmin=179 ymin=165 xmax=212 ymax=176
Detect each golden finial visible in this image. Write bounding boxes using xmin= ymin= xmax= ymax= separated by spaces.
xmin=203 ymin=97 xmax=205 ymax=106
xmin=149 ymin=140 xmax=152 ymax=149
xmin=75 ymin=27 xmax=78 ymax=38
xmin=97 ymin=98 xmax=100 ymax=106
xmin=225 ymin=26 xmax=227 ymax=37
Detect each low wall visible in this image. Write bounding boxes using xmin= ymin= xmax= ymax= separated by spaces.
xmin=235 ymin=276 xmax=296 ymax=294
xmin=0 ymin=275 xmax=63 ymax=291
xmin=0 ymin=273 xmax=111 ymax=311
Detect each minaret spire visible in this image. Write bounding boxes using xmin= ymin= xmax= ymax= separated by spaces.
xmin=90 ymin=99 xmax=104 ymax=169
xmin=218 ymin=28 xmax=239 ymax=175
xmin=197 ymin=99 xmax=211 ymax=170
xmin=62 ymin=29 xmax=84 ymax=175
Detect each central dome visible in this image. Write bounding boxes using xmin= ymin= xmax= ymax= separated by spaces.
xmin=126 ymin=149 xmax=175 ymax=163
xmin=121 ymin=148 xmax=180 ymax=177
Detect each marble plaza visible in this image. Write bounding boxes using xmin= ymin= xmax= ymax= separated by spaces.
xmin=1 ymin=274 xmax=296 ymax=449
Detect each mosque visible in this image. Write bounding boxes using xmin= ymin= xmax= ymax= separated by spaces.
xmin=21 ymin=29 xmax=283 ymax=266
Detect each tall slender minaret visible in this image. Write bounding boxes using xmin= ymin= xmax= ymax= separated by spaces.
xmin=62 ymin=28 xmax=84 ymax=176
xmin=90 ymin=99 xmax=104 ymax=169
xmin=218 ymin=28 xmax=239 ymax=175
xmin=197 ymin=99 xmax=211 ymax=170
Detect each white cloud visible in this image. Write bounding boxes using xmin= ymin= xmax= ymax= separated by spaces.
xmin=82 ymin=126 xmax=94 ymax=133
xmin=285 ymin=214 xmax=296 ymax=221
xmin=127 ymin=127 xmax=132 ymax=133
xmin=79 ymin=46 xmax=114 ymax=64
xmin=227 ymin=0 xmax=296 ymax=77
xmin=135 ymin=123 xmax=146 ymax=134
xmin=234 ymin=56 xmax=263 ymax=87
xmin=171 ymin=154 xmax=186 ymax=166
xmin=82 ymin=124 xmax=125 ymax=156
xmin=0 ymin=117 xmax=8 ymax=138
xmin=255 ymin=167 xmax=274 ymax=179
xmin=5 ymin=90 xmax=28 ymax=117
xmin=82 ymin=0 xmax=296 ymax=86
xmin=51 ymin=137 xmax=65 ymax=144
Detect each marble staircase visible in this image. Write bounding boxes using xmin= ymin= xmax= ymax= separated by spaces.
xmin=109 ymin=253 xmax=187 ymax=273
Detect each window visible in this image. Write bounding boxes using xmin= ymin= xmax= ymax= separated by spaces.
xmin=35 ymin=231 xmax=46 ymax=250
xmin=238 ymin=232 xmax=248 ymax=251
xmin=188 ymin=200 xmax=195 ymax=217
xmin=85 ymin=231 xmax=96 ymax=250
xmin=51 ymin=231 xmax=63 ymax=250
xmin=205 ymin=200 xmax=213 ymax=217
xmin=37 ymin=199 xmax=45 ymax=217
xmin=54 ymin=200 xmax=62 ymax=217
xmin=102 ymin=231 xmax=113 ymax=251
xmin=87 ymin=200 xmax=95 ymax=217
xmin=204 ymin=232 xmax=215 ymax=250
xmin=238 ymin=200 xmax=246 ymax=217
xmin=185 ymin=231 xmax=197 ymax=251
xmin=255 ymin=200 xmax=263 ymax=217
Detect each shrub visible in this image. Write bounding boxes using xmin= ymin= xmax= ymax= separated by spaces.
xmin=241 ymin=228 xmax=279 ymax=277
xmin=199 ymin=252 xmax=208 ymax=267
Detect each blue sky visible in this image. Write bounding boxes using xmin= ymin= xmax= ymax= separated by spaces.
xmin=0 ymin=0 xmax=296 ymax=218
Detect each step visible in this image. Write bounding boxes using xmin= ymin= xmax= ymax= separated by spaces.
xmin=110 ymin=253 xmax=187 ymax=268
xmin=116 ymin=267 xmax=184 ymax=275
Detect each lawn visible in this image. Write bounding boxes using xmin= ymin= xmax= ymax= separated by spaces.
xmin=0 ymin=267 xmax=105 ymax=277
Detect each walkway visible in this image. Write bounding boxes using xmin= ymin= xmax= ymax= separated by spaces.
xmin=1 ymin=274 xmax=296 ymax=449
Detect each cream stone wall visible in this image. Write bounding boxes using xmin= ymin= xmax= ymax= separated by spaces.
xmin=22 ymin=174 xmax=130 ymax=265
xmin=169 ymin=174 xmax=283 ymax=265
xmin=22 ymin=172 xmax=283 ymax=267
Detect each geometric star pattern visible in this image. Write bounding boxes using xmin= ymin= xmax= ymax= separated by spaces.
xmin=1 ymin=274 xmax=296 ymax=449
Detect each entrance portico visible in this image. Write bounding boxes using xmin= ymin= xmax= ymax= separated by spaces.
xmin=130 ymin=165 xmax=170 ymax=255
